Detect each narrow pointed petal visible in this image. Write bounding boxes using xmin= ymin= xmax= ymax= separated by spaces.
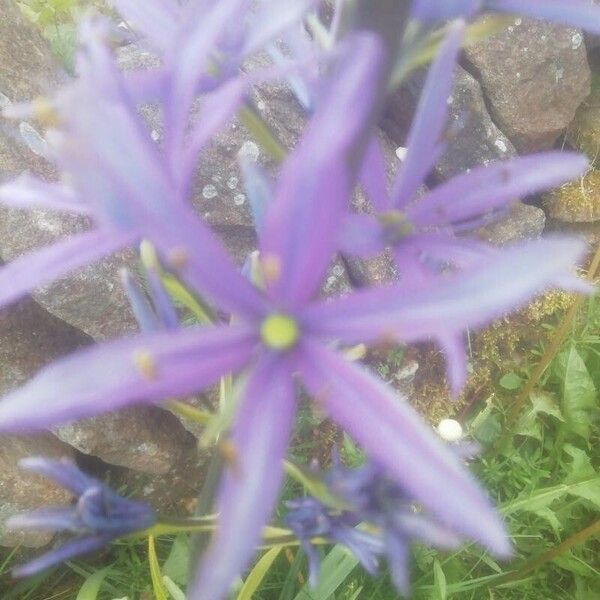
xmin=0 ymin=324 xmax=257 ymax=432
xmin=298 ymin=341 xmax=511 ymax=556
xmin=108 ymin=0 xmax=179 ymax=52
xmin=0 ymin=229 xmax=134 ymax=310
xmin=0 ymin=174 xmax=93 ymax=215
xmin=391 ymin=20 xmax=465 ymax=209
xmin=189 ymin=357 xmax=295 ymax=600
xmin=339 ymin=213 xmax=385 ymax=257
xmin=407 ymin=153 xmax=588 ymax=228
xmin=240 ymin=157 xmax=273 ymax=233
xmin=411 ymin=0 xmax=480 ymax=20
xmin=404 ymin=234 xmax=493 ymax=270
xmin=121 ymin=270 xmax=161 ymax=332
xmin=18 ymin=457 xmax=97 ymax=496
xmin=305 ymin=237 xmax=588 ymax=345
xmin=261 ymin=35 xmax=385 ymax=308
xmin=13 ymin=535 xmax=112 ymax=578
xmin=437 ymin=333 xmax=468 ymax=397
xmin=359 ymin=137 xmax=391 ymax=211
xmin=384 ymin=532 xmax=411 ymax=597
xmin=488 ymin=0 xmax=600 ymax=35
xmin=7 ymin=507 xmax=78 ymax=532
xmin=179 ymin=77 xmax=248 ymax=191
xmin=243 ymin=0 xmax=321 ymax=57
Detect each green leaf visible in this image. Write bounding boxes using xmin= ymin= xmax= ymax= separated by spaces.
xmin=292 ymin=545 xmax=358 ymax=600
xmin=237 ymin=546 xmax=283 ymax=600
xmin=499 ymin=372 xmax=523 ymax=390
xmin=433 ymin=559 xmax=447 ymax=600
xmin=75 ymin=568 xmax=110 ymax=600
xmin=148 ymin=536 xmax=168 ymax=600
xmin=515 ymin=391 xmax=564 ymax=439
xmin=162 ymin=535 xmax=190 ymax=586
xmin=561 ymin=346 xmax=597 ymax=441
xmin=163 ymin=575 xmax=187 ymax=600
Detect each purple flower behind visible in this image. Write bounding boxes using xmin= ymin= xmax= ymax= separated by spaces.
xmin=412 ymin=0 xmax=600 ymax=34
xmin=285 ymin=457 xmax=469 ymax=595
xmin=7 ymin=457 xmax=155 ymax=577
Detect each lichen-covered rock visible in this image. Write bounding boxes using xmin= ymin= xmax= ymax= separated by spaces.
xmin=54 ymin=407 xmax=196 ymax=476
xmin=566 ymin=74 xmax=600 ymax=166
xmin=544 ymin=170 xmax=600 ymax=223
xmin=464 ymin=17 xmax=591 ymax=152
xmin=384 ymin=64 xmax=516 ymax=181
xmin=477 ymin=202 xmax=546 ymax=245
xmin=0 ymin=434 xmax=73 ymax=548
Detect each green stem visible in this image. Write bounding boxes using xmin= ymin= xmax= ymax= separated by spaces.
xmin=499 ymin=242 xmax=600 ymax=439
xmin=491 ymin=519 xmax=600 ymax=587
xmin=239 ymin=104 xmax=287 ymax=163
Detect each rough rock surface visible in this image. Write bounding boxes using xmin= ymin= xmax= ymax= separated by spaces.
xmin=567 ymin=74 xmax=600 ymax=167
xmin=0 ymin=434 xmax=73 ymax=548
xmin=384 ymin=64 xmax=545 ymax=244
xmin=384 ymin=64 xmax=517 ymax=181
xmin=544 ymin=170 xmax=600 ymax=223
xmin=463 ymin=17 xmax=591 ymax=152
xmin=477 ymin=202 xmax=546 ymax=246
xmin=0 ymin=4 xmax=138 ymax=340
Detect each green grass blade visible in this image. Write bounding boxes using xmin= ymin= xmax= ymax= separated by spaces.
xmin=75 ymin=567 xmax=110 ymax=600
xmin=237 ymin=546 xmax=283 ymax=600
xmin=148 ymin=536 xmax=168 ymax=600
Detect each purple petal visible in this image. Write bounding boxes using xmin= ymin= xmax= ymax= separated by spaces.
xmin=411 ymin=0 xmax=480 ymax=20
xmin=17 ymin=457 xmax=98 ymax=496
xmin=391 ymin=20 xmax=465 ymax=209
xmin=406 ymin=153 xmax=588 ymax=228
xmin=0 ymin=229 xmax=135 ymax=310
xmin=145 ymin=267 xmax=179 ymax=330
xmin=305 ymin=237 xmax=588 ymax=345
xmin=189 ymin=356 xmax=296 ymax=600
xmin=7 ymin=507 xmax=78 ymax=532
xmin=339 ymin=213 xmax=385 ymax=257
xmin=297 ymin=340 xmax=511 ymax=556
xmin=384 ymin=531 xmax=411 ymax=596
xmin=403 ymin=234 xmax=493 ymax=270
xmin=13 ymin=535 xmax=113 ymax=578
xmin=260 ymin=34 xmax=385 ymax=309
xmin=0 ymin=174 xmax=93 ymax=215
xmin=394 ymin=513 xmax=462 ymax=549
xmin=242 ymin=0 xmax=322 ymax=57
xmin=108 ymin=0 xmax=179 ymax=52
xmin=179 ymin=77 xmax=248 ymax=193
xmin=359 ymin=137 xmax=391 ymax=212
xmin=121 ymin=269 xmax=161 ymax=332
xmin=488 ymin=0 xmax=600 ymax=35
xmin=164 ymin=0 xmax=246 ymax=159
xmin=438 ymin=334 xmax=468 ymax=398
xmin=0 ymin=324 xmax=257 ymax=432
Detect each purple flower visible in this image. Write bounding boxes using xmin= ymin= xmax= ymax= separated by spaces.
xmin=285 ymin=458 xmax=468 ymax=595
xmin=0 ymin=27 xmax=589 ymax=599
xmin=346 ymin=20 xmax=587 ymax=286
xmin=0 ymin=17 xmax=261 ymax=317
xmin=411 ymin=0 xmax=600 ymax=34
xmin=7 ymin=457 xmax=155 ymax=577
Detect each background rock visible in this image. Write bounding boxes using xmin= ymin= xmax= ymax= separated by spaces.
xmin=544 ymin=170 xmax=600 ymax=223
xmin=463 ymin=17 xmax=590 ymax=152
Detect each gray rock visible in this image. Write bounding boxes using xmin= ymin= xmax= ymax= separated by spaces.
xmin=0 ymin=4 xmax=138 ymax=341
xmin=54 ymin=407 xmax=196 ymax=476
xmin=463 ymin=17 xmax=591 ymax=152
xmin=476 ymin=202 xmax=546 ymax=246
xmin=0 ymin=287 xmax=197 ymax=475
xmin=0 ymin=434 xmax=73 ymax=548
xmin=384 ymin=64 xmax=517 ymax=182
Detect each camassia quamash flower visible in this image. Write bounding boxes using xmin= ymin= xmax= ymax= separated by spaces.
xmin=0 ymin=29 xmax=590 ymax=599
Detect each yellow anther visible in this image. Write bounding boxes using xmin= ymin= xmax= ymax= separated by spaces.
xmin=133 ymin=349 xmax=157 ymax=380
xmin=260 ymin=313 xmax=299 ymax=351
xmin=219 ymin=440 xmax=240 ymax=475
xmin=32 ymin=96 xmax=59 ymax=127
xmin=167 ymin=246 xmax=189 ymax=270
xmin=379 ymin=210 xmax=414 ymax=242
xmin=262 ymin=254 xmax=281 ymax=283
xmin=140 ymin=240 xmax=159 ymax=269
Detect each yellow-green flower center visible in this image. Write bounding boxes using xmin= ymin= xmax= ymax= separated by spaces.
xmin=379 ymin=210 xmax=414 ymax=243
xmin=260 ymin=314 xmax=299 ymax=350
